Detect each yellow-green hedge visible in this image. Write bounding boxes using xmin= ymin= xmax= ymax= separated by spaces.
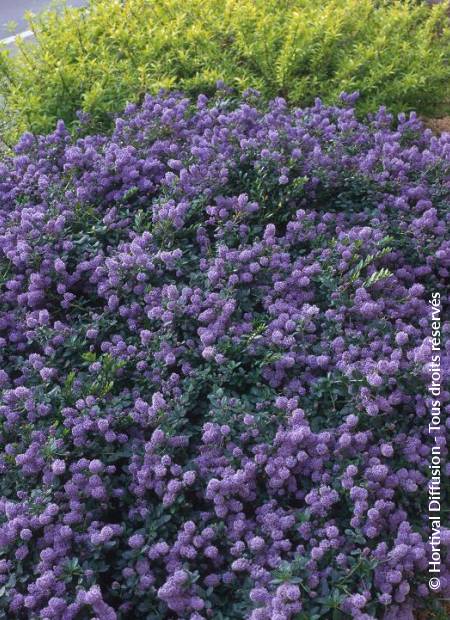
xmin=1 ymin=0 xmax=449 ymax=140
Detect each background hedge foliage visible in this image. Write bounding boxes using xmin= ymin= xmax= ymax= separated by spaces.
xmin=0 ymin=0 xmax=450 ymax=141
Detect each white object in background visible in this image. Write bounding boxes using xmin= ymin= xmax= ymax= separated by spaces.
xmin=0 ymin=29 xmax=34 ymax=46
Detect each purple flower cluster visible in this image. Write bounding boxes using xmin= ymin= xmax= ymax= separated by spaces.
xmin=0 ymin=89 xmax=449 ymax=619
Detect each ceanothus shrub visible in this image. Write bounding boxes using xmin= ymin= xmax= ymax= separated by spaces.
xmin=0 ymin=89 xmax=449 ymax=619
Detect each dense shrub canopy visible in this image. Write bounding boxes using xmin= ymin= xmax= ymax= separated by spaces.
xmin=0 ymin=91 xmax=449 ymax=619
xmin=1 ymin=0 xmax=450 ymax=140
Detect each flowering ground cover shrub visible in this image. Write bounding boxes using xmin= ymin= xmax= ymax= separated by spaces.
xmin=0 ymin=89 xmax=449 ymax=619
xmin=1 ymin=0 xmax=450 ymax=142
